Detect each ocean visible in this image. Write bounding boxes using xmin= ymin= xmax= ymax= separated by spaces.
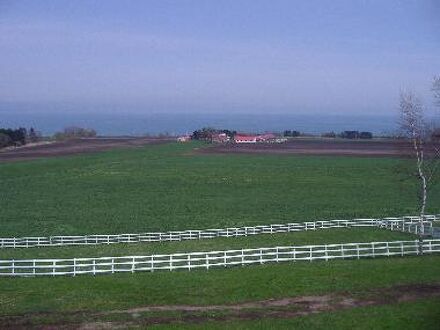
xmin=0 ymin=111 xmax=398 ymax=137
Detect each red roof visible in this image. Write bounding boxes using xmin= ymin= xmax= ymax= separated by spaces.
xmin=234 ymin=135 xmax=257 ymax=141
xmin=258 ymin=133 xmax=276 ymax=140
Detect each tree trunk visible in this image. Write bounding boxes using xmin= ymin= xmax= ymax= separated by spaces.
xmin=413 ymin=137 xmax=427 ymax=254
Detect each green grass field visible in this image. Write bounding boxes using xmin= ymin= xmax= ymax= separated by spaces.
xmin=1 ymin=142 xmax=438 ymax=237
xmin=1 ymin=256 xmax=439 ymax=325
xmin=1 ymin=142 xmax=439 ymax=328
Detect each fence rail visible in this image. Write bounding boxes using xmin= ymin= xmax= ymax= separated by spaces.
xmin=1 ymin=239 xmax=439 ymax=277
xmin=1 ymin=215 xmax=439 ymax=248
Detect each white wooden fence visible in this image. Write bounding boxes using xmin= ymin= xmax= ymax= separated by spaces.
xmin=1 ymin=239 xmax=439 ymax=277
xmin=379 ymin=218 xmax=436 ymax=236
xmin=1 ymin=215 xmax=438 ymax=248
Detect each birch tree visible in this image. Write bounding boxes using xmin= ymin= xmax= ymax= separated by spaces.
xmin=399 ymin=82 xmax=440 ymax=247
xmin=399 ymin=91 xmax=427 ymax=238
xmin=433 ymin=76 xmax=440 ymax=106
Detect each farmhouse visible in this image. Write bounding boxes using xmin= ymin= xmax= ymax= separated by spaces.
xmin=234 ymin=133 xmax=285 ymax=144
xmin=177 ymin=135 xmax=191 ymax=142
xmin=211 ymin=132 xmax=230 ymax=144
xmin=257 ymin=133 xmax=277 ymax=142
xmin=234 ymin=134 xmax=258 ymax=144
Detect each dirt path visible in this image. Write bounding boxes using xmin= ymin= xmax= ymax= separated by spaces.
xmin=2 ymin=283 xmax=439 ymax=329
xmin=0 ymin=137 xmax=172 ymax=163
xmin=199 ymin=139 xmax=419 ymax=158
xmin=99 ymin=282 xmax=439 ymax=315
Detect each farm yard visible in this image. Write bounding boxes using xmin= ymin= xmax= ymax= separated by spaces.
xmin=1 ymin=141 xmax=440 ymax=328
xmin=199 ymin=138 xmax=427 ymax=158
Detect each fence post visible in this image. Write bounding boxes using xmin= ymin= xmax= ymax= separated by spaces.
xmin=93 ymin=259 xmax=96 ymax=275
xmin=73 ymin=258 xmax=76 ymax=276
xmin=33 ymin=260 xmax=36 ymax=276
xmin=206 ymin=253 xmax=209 ymax=270
xmin=357 ymin=244 xmax=360 ymax=259
xmin=325 ymin=245 xmax=328 ymax=261
xmin=111 ymin=258 xmax=115 ymax=274
xmin=372 ymin=242 xmax=375 ymax=258
xmin=132 ymin=257 xmax=135 ymax=273
xmin=53 ymin=260 xmax=56 ymax=276
xmin=260 ymin=249 xmax=263 ymax=264
xmin=309 ymin=247 xmax=313 ymax=262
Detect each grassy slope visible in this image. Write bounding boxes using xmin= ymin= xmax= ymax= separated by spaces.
xmin=1 ymin=142 xmax=439 ymax=327
xmin=0 ymin=228 xmax=415 ymax=259
xmin=0 ymin=256 xmax=439 ymax=315
xmin=155 ymin=298 xmax=440 ymax=330
xmin=1 ymin=142 xmax=438 ymax=237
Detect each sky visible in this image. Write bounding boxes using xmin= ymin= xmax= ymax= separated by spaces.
xmin=0 ymin=0 xmax=439 ymax=116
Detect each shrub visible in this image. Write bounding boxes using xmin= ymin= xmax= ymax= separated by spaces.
xmin=321 ymin=132 xmax=336 ymax=138
xmin=0 ymin=133 xmax=12 ymax=148
xmin=360 ymin=131 xmax=373 ymax=139
xmin=54 ymin=127 xmax=97 ymax=140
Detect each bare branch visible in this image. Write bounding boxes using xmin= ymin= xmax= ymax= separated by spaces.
xmin=433 ymin=76 xmax=440 ymax=107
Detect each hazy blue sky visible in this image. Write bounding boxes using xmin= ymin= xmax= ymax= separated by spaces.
xmin=1 ymin=0 xmax=439 ymax=115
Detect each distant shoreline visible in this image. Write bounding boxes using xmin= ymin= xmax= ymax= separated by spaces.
xmin=0 ymin=112 xmax=400 ymax=137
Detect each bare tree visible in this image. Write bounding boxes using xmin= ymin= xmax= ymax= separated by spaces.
xmin=399 ymin=91 xmax=427 ymax=235
xmin=433 ymin=76 xmax=440 ymax=106
xmin=398 ymin=84 xmax=440 ymax=250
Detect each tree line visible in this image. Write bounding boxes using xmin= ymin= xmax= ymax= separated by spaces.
xmin=0 ymin=127 xmax=41 ymax=148
xmin=0 ymin=126 xmax=99 ymax=149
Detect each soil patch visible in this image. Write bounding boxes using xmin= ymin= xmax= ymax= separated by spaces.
xmin=198 ymin=139 xmax=420 ymax=158
xmin=2 ymin=283 xmax=439 ymax=329
xmin=0 ymin=137 xmax=172 ymax=163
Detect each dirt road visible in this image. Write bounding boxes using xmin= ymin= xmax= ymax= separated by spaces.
xmin=2 ymin=283 xmax=439 ymax=329
xmin=200 ymin=138 xmax=416 ymax=158
xmin=0 ymin=137 xmax=172 ymax=163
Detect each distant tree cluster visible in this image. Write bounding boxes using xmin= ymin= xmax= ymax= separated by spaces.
xmin=283 ymin=130 xmax=301 ymax=137
xmin=338 ymin=131 xmax=373 ymax=139
xmin=191 ymin=127 xmax=236 ymax=141
xmin=0 ymin=127 xmax=42 ymax=148
xmin=321 ymin=132 xmax=337 ymax=138
xmin=53 ymin=127 xmax=97 ymax=140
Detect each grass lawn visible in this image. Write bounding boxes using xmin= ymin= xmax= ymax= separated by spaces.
xmin=1 ymin=142 xmax=439 ymax=328
xmin=0 ymin=228 xmax=416 ymax=259
xmin=0 ymin=255 xmax=439 ymax=316
xmin=1 ymin=142 xmax=438 ymax=237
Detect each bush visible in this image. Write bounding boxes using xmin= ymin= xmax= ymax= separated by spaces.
xmin=0 ymin=127 xmax=27 ymax=146
xmin=339 ymin=131 xmax=360 ymax=139
xmin=321 ymin=132 xmax=336 ymax=138
xmin=54 ymin=127 xmax=97 ymax=140
xmin=0 ymin=133 xmax=12 ymax=148
xmin=28 ymin=127 xmax=42 ymax=143
xmin=284 ymin=130 xmax=301 ymax=137
xmin=360 ymin=131 xmax=373 ymax=139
